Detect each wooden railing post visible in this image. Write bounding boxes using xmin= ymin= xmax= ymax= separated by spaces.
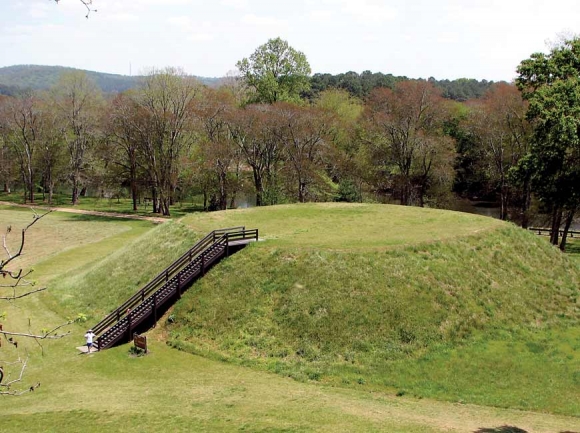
xmin=153 ymin=293 xmax=157 ymax=324
xmin=226 ymin=233 xmax=230 ymax=257
xmin=201 ymin=252 xmax=205 ymax=275
xmin=126 ymin=312 xmax=132 ymax=343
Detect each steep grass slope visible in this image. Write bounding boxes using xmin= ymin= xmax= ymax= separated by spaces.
xmin=168 ymin=203 xmax=580 ymax=415
xmin=47 ymin=220 xmax=200 ymax=321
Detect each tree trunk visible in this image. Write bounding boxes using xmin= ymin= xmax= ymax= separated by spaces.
xmin=559 ymin=207 xmax=577 ymax=252
xmin=499 ymin=186 xmax=509 ymax=221
xmin=28 ymin=179 xmax=34 ymax=204
xmin=219 ymin=172 xmax=228 ymax=210
xmin=130 ymin=164 xmax=138 ymax=211
xmin=80 ymin=186 xmax=87 ymax=197
xmin=151 ymin=187 xmax=158 ymax=214
xmin=71 ymin=182 xmax=79 ymax=205
xmin=550 ymin=205 xmax=563 ymax=245
xmin=253 ymin=169 xmax=264 ymax=207
xmin=520 ymin=177 xmax=532 ymax=229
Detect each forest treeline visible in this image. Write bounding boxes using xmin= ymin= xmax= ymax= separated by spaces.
xmin=0 ymin=37 xmax=578 ymax=250
xmin=0 ymin=65 xmax=495 ymax=101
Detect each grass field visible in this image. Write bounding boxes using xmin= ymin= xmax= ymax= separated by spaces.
xmin=0 ymin=190 xmax=204 ymax=218
xmin=176 ymin=204 xmax=580 ymax=416
xmin=0 ymin=204 xmax=579 ymax=432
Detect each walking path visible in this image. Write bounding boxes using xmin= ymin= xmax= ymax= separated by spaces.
xmin=0 ymin=201 xmax=167 ymax=223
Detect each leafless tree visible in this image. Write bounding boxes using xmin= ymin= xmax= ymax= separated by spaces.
xmin=0 ymin=210 xmax=77 ymax=395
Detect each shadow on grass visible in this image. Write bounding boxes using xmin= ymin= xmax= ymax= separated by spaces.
xmin=565 ymin=240 xmax=580 ymax=255
xmin=474 ymin=427 xmax=528 ymax=433
xmin=58 ymin=213 xmax=158 ymax=223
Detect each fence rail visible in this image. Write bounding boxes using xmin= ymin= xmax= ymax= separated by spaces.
xmin=528 ymin=227 xmax=580 ymax=238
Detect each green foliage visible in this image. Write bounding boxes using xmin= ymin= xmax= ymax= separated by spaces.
xmin=236 ymin=38 xmax=311 ymax=104
xmin=308 ymin=72 xmax=497 ymax=101
xmin=516 ymin=37 xmax=580 ymax=216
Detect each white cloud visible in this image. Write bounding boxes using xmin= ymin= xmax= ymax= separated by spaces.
xmin=308 ymin=10 xmax=335 ymax=24
xmin=167 ymin=15 xmax=193 ymax=31
xmin=4 ymin=24 xmax=64 ymax=36
xmin=242 ymin=14 xmax=287 ymax=27
xmin=220 ymin=0 xmax=248 ymax=9
xmin=339 ymin=0 xmax=397 ymax=24
xmin=106 ymin=13 xmax=139 ymax=22
xmin=166 ymin=17 xmax=215 ymax=42
xmin=28 ymin=2 xmax=51 ymax=18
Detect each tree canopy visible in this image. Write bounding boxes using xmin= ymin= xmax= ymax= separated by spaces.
xmin=236 ymin=37 xmax=311 ymax=104
xmin=516 ymin=37 xmax=580 ymax=248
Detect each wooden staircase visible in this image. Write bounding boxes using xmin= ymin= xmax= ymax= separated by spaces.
xmin=91 ymin=227 xmax=258 ymax=350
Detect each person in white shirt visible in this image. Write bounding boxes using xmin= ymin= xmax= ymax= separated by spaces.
xmin=84 ymin=329 xmax=96 ymax=353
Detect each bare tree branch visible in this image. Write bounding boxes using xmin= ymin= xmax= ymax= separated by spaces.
xmin=0 ymin=286 xmax=46 ymax=301
xmin=0 ymin=357 xmax=41 ymax=395
xmin=0 ymin=209 xmax=52 ymax=284
xmin=53 ymin=0 xmax=97 ymax=19
xmin=1 ymin=319 xmax=75 ymax=341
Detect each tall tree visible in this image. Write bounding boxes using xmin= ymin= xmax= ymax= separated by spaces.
xmin=53 ymin=71 xmax=103 ymax=205
xmin=517 ymin=37 xmax=580 ymax=250
xmin=36 ymin=98 xmax=66 ymax=205
xmin=194 ymin=88 xmax=240 ymax=210
xmin=363 ymin=81 xmax=455 ymax=206
xmin=136 ymin=68 xmax=201 ymax=216
xmin=466 ymin=83 xmax=531 ymax=221
xmin=228 ymin=105 xmax=284 ymax=206
xmin=106 ymin=92 xmax=145 ymax=212
xmin=1 ymin=94 xmax=41 ymax=204
xmin=236 ymin=37 xmax=311 ymax=104
xmin=275 ymin=104 xmax=332 ymax=202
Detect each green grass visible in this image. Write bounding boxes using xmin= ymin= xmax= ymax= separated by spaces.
xmin=182 ymin=202 xmax=504 ymax=249
xmin=0 ymin=191 xmax=204 ymax=218
xmin=1 ymin=204 xmax=580 ymax=432
xmin=0 ymin=205 xmax=154 ymax=272
xmin=46 ymin=221 xmax=200 ymax=321
xmin=166 ymin=204 xmax=580 ymax=416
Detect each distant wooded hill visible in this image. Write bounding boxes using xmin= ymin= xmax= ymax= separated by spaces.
xmin=0 ymin=64 xmax=500 ymax=101
xmin=0 ymin=65 xmax=221 ymax=95
xmin=308 ymin=71 xmax=501 ymax=101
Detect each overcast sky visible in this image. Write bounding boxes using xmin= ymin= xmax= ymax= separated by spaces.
xmin=0 ymin=0 xmax=577 ymax=81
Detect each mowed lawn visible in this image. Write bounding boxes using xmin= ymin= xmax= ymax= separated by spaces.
xmin=0 ymin=205 xmax=579 ymax=432
xmin=182 ymin=202 xmax=504 ymax=249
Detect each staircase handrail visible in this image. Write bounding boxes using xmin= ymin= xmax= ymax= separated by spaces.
xmin=92 ymin=226 xmax=246 ymax=335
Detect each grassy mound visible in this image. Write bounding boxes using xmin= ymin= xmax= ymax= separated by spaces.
xmin=166 ymin=204 xmax=580 ymax=415
xmin=48 ymin=220 xmax=199 ymax=321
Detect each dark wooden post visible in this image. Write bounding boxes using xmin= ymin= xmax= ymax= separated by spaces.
xmin=226 ymin=233 xmax=230 ymax=257
xmin=126 ymin=312 xmax=132 ymax=343
xmin=177 ymin=273 xmax=182 ymax=299
xmin=153 ymin=293 xmax=157 ymax=324
xmin=201 ymin=252 xmax=205 ymax=275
